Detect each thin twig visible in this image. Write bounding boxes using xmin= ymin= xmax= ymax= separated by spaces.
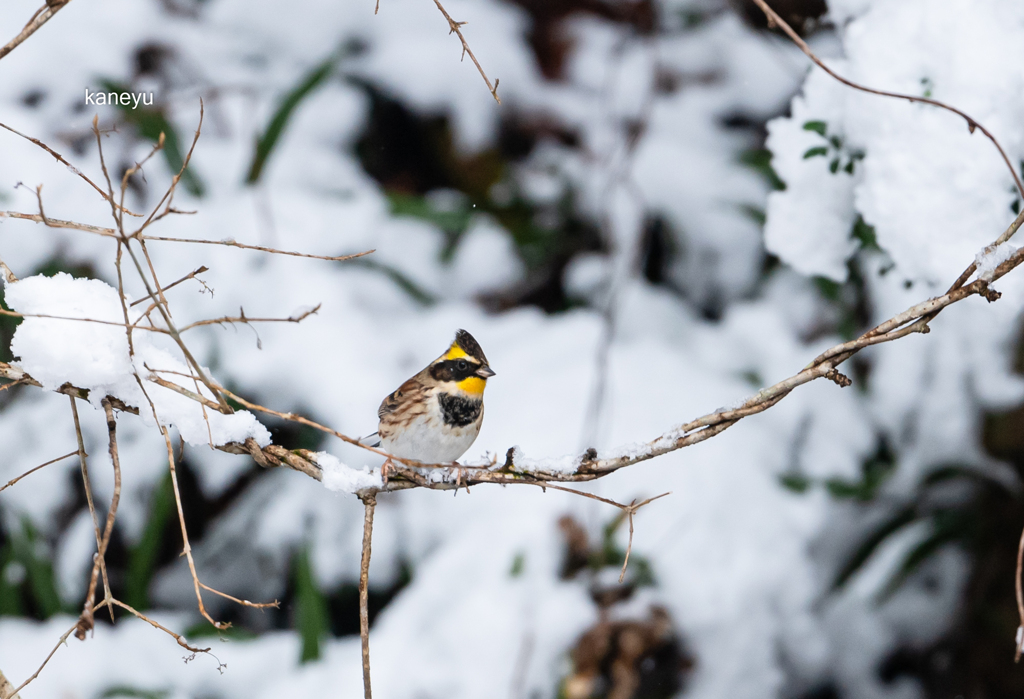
xmin=146 ymin=373 xmax=229 ymax=414
xmin=69 ymin=396 xmax=114 ymax=630
xmin=0 ymin=1 xmax=73 ymax=62
xmin=177 ymin=304 xmax=321 ymax=332
xmin=430 ymin=0 xmax=500 ymax=104
xmin=618 ymin=493 xmax=670 ymax=583
xmin=0 ymin=450 xmax=77 ymax=493
xmin=1016 ymin=522 xmax=1024 ymax=662
xmin=128 ymin=266 xmax=208 ymax=307
xmin=158 ymin=423 xmax=228 ymax=629
xmin=0 ymin=211 xmax=374 ymax=262
xmin=198 ymin=582 xmax=279 ymax=610
xmin=0 ymin=307 xmax=170 ymax=334
xmin=10 ymin=613 xmax=92 ymax=697
xmin=0 ymin=121 xmax=140 ymax=215
xmin=358 ymin=492 xmax=377 ymax=699
xmin=141 ymin=235 xmax=375 ymax=262
xmin=109 ymin=599 xmax=213 ymax=655
xmin=97 ymin=398 xmax=123 ymax=623
xmin=749 ymin=0 xmax=1024 ymax=200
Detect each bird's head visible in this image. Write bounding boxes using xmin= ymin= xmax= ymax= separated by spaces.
xmin=429 ymin=329 xmax=495 ymax=397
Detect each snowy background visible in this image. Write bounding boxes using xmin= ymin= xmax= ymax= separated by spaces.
xmin=1 ymin=0 xmax=1024 ymax=697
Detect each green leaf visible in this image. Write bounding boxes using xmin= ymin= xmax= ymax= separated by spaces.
xmin=509 ymin=552 xmax=526 ymax=578
xmin=739 ymin=148 xmax=785 ymax=191
xmin=99 ymin=80 xmax=204 ymax=197
xmin=803 ymin=146 xmax=829 ymax=159
xmin=294 ymin=546 xmax=329 ymax=663
xmin=813 ymin=276 xmax=841 ymax=300
xmin=246 ymin=54 xmax=339 ymax=184
xmin=832 ymin=505 xmax=917 ymax=590
xmin=125 ymin=473 xmax=176 ymax=610
xmin=920 ymin=464 xmax=1004 ymax=489
xmin=0 ymin=540 xmax=25 ymax=617
xmin=878 ymin=520 xmax=962 ymax=601
xmin=16 ymin=519 xmax=63 ymax=618
xmin=387 ymin=192 xmax=474 ymax=239
xmin=829 ymin=158 xmax=841 ymax=174
xmin=779 ymin=473 xmax=811 ymax=493
xmin=347 ymin=258 xmax=437 ymax=306
xmin=100 ymin=687 xmax=170 ymax=699
xmin=802 ymin=120 xmax=828 ymax=136
xmin=851 ymin=217 xmax=879 ymax=251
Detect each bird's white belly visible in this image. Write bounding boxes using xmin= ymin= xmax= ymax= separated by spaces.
xmin=381 ymin=408 xmax=482 ymax=463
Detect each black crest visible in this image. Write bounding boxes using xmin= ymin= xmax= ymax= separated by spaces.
xmin=455 ymin=329 xmax=488 ymax=364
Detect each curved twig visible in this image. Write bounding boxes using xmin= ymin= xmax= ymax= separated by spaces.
xmin=749 ymin=0 xmax=1024 ymax=200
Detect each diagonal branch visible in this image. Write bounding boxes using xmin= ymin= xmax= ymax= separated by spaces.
xmin=429 ymin=0 xmax=500 ymax=104
xmin=0 ymin=1 xmax=73 ymax=62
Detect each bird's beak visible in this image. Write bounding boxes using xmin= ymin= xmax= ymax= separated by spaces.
xmin=476 ymin=365 xmax=496 ymax=378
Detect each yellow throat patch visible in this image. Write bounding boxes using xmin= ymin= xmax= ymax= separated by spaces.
xmin=457 ymin=376 xmax=486 ymax=396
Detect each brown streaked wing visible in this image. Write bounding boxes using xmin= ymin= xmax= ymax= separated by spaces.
xmin=377 ymin=375 xmax=428 ymax=419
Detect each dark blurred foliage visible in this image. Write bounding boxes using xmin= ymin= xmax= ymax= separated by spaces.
xmin=731 ymin=0 xmax=829 ymax=35
xmin=505 ymin=0 xmax=655 ymax=80
xmin=864 ymin=404 xmax=1024 ymax=699
xmin=350 ymin=78 xmax=603 ymax=313
xmin=556 ymin=514 xmax=694 ymax=699
xmin=781 ymin=341 xmax=1024 ymax=698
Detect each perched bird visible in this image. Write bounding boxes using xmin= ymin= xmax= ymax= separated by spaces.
xmin=372 ymin=329 xmax=495 ymax=464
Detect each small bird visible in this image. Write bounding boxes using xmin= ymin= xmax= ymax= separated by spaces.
xmin=372 ymin=329 xmax=495 ymax=465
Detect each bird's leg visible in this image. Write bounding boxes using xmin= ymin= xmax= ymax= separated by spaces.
xmin=453 ymin=463 xmax=470 ymax=493
xmin=382 ymin=457 xmax=394 ymax=485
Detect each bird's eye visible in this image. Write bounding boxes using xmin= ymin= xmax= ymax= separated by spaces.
xmin=456 ymin=359 xmax=468 ymax=371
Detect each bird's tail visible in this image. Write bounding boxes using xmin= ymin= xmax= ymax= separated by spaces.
xmin=359 ymin=432 xmax=381 ymax=448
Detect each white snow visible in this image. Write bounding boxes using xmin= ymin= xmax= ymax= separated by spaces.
xmin=5 ymin=272 xmax=270 ymax=448
xmin=974 ymin=241 xmax=1019 ymax=282
xmin=509 ymin=445 xmax=581 ymax=475
xmin=316 ymin=451 xmax=383 ymax=494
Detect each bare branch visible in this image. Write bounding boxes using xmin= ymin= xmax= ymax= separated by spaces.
xmin=177 ymin=304 xmax=321 ymax=333
xmin=1016 ymin=523 xmax=1024 ymax=662
xmin=0 ymin=121 xmax=141 ymax=215
xmin=109 ymin=599 xmax=213 ymax=655
xmin=197 ymin=582 xmax=279 ymax=610
xmin=146 ymin=373 xmax=228 ymax=414
xmin=0 ymin=211 xmax=374 ymax=262
xmin=0 ymin=450 xmax=77 ymax=493
xmin=359 ymin=492 xmax=377 ymax=699
xmin=0 ymin=1 xmax=73 ymax=62
xmin=141 ymin=236 xmax=375 ymax=263
xmin=158 ymin=424 xmax=228 ymax=629
xmin=9 ymin=615 xmax=88 ymax=697
xmin=69 ymin=396 xmax=114 ymax=630
xmin=430 ymin=0 xmax=500 ymax=104
xmin=128 ymin=266 xmax=208 ymax=307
